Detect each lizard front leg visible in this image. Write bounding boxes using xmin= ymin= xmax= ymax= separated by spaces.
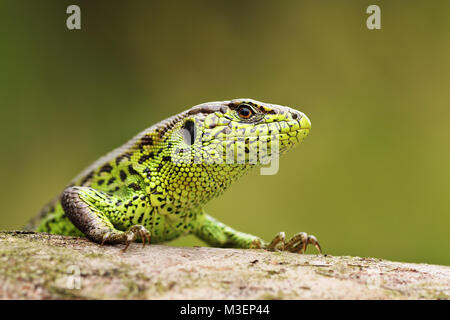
xmin=194 ymin=213 xmax=264 ymax=249
xmin=61 ymin=186 xmax=150 ymax=251
xmin=194 ymin=212 xmax=322 ymax=254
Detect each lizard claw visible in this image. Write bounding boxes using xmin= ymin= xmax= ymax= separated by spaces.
xmin=266 ymin=232 xmax=322 ymax=254
xmin=266 ymin=232 xmax=286 ymax=251
xmin=122 ymin=225 xmax=151 ymax=252
xmin=250 ymin=238 xmax=264 ymax=249
xmin=101 ymin=232 xmax=113 ymax=246
xmin=307 ymin=234 xmax=322 ymax=254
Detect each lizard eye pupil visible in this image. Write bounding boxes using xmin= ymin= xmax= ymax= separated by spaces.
xmin=237 ymin=104 xmax=254 ymax=119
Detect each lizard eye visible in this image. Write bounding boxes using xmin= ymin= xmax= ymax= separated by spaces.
xmin=236 ymin=104 xmax=255 ymax=120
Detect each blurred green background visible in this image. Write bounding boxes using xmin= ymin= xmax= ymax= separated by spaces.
xmin=1 ymin=1 xmax=449 ymax=265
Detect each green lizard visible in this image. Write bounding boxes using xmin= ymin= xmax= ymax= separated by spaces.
xmin=26 ymin=99 xmax=321 ymax=253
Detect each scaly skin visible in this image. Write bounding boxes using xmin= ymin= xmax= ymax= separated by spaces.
xmin=26 ymin=99 xmax=321 ymax=253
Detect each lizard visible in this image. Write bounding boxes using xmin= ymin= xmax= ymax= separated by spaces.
xmin=25 ymin=98 xmax=321 ymax=253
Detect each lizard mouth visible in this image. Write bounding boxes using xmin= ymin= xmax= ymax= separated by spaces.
xmin=206 ymin=129 xmax=310 ymax=143
xmin=203 ymin=115 xmax=310 ymax=143
xmin=198 ymin=127 xmax=309 ymax=162
xmin=195 ymin=113 xmax=311 ymax=164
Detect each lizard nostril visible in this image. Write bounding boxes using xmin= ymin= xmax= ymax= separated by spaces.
xmin=291 ymin=111 xmax=302 ymax=120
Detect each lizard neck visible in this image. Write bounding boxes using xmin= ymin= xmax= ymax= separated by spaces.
xmin=147 ymin=159 xmax=256 ymax=211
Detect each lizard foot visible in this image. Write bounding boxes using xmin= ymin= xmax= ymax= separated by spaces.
xmin=101 ymin=225 xmax=151 ymax=252
xmin=265 ymin=232 xmax=322 ymax=254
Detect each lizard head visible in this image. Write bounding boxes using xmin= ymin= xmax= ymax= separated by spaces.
xmin=140 ymin=99 xmax=311 ymax=205
xmin=166 ymin=98 xmax=311 ymax=166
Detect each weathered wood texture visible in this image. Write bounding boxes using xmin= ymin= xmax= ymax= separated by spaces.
xmin=0 ymin=231 xmax=448 ymax=299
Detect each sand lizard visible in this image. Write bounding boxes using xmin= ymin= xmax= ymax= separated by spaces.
xmin=26 ymin=99 xmax=321 ymax=253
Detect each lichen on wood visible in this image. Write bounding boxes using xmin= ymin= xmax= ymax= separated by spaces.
xmin=0 ymin=231 xmax=448 ymax=299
